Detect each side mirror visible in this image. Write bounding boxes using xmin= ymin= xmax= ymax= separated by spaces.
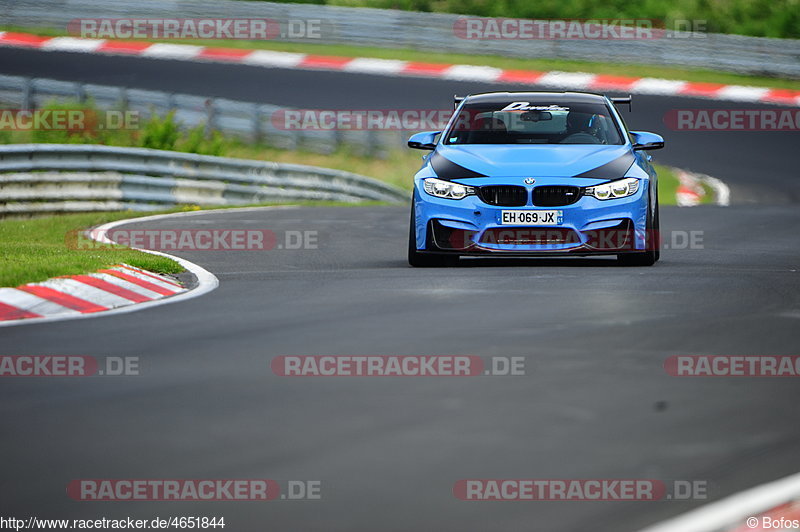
xmin=408 ymin=131 xmax=441 ymax=150
xmin=630 ymin=131 xmax=664 ymax=151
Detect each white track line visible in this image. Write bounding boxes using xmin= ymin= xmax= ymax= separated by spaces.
xmin=343 ymin=58 xmax=407 ymax=75
xmin=442 ymin=65 xmax=504 ymax=82
xmin=141 ymin=43 xmax=204 ymax=60
xmin=242 ymin=50 xmax=306 ymax=68
xmin=632 ymin=78 xmax=688 ymax=95
xmin=716 ymin=85 xmax=771 ymax=102
xmin=536 ymin=71 xmax=597 ymax=89
xmin=639 ymin=471 xmax=800 ymax=532
xmin=41 ymin=37 xmax=105 ymax=52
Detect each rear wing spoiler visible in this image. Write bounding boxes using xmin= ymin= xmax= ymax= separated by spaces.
xmin=611 ymin=96 xmax=632 ymax=111
xmin=456 ymin=94 xmax=632 ymax=110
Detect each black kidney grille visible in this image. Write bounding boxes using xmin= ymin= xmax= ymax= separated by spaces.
xmin=532 ymin=186 xmax=582 ymax=207
xmin=477 ymin=185 xmax=528 ymax=207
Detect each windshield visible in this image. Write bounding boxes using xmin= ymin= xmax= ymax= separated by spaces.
xmin=444 ymin=100 xmax=624 ymax=145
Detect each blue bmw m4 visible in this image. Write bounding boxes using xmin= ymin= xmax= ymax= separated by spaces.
xmin=407 ymin=91 xmax=665 ymax=267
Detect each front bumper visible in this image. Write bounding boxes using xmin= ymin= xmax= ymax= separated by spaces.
xmin=413 ymin=179 xmax=650 ymax=255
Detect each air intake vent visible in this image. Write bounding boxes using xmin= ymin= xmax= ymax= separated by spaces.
xmin=532 ymin=186 xmax=582 ymax=207
xmin=477 ymin=185 xmax=527 ymax=207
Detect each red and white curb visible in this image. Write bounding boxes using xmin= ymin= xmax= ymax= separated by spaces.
xmin=0 ymin=264 xmax=186 ymax=322
xmin=0 ymin=31 xmax=798 ymax=107
xmin=676 ymin=169 xmax=731 ymax=207
xmin=639 ymin=471 xmax=800 ymax=532
xmin=0 ymin=210 xmax=222 ymax=327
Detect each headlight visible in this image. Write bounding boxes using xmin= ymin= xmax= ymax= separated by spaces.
xmin=584 ymin=178 xmax=640 ymax=200
xmin=423 ymin=178 xmax=475 ymax=200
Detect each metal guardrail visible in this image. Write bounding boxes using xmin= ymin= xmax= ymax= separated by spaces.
xmin=0 ymin=74 xmax=408 ymax=159
xmin=0 ymin=0 xmax=798 ymax=77
xmin=0 ymin=144 xmax=408 ymax=216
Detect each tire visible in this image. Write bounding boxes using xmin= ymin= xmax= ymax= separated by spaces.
xmin=408 ymin=203 xmax=458 ymax=267
xmin=618 ymin=189 xmax=658 ymax=267
xmin=653 ymin=199 xmax=661 ymax=262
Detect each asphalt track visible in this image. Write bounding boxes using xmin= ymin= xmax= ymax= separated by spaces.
xmin=1 ymin=46 xmax=800 ymax=531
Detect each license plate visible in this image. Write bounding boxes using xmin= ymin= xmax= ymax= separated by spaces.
xmin=500 ymin=210 xmax=563 ymax=226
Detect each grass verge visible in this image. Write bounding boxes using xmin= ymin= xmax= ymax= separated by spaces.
xmin=0 ymin=210 xmax=187 ymax=288
xmin=3 ymin=26 xmax=798 ymax=91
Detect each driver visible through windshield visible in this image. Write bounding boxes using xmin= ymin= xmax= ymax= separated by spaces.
xmin=445 ymin=100 xmax=624 ymax=145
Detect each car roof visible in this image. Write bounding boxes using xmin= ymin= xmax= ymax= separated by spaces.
xmin=462 ymin=92 xmax=609 ymax=105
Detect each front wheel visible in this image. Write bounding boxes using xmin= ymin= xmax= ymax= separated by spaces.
xmin=618 ymin=191 xmax=658 ymax=267
xmin=408 ymin=203 xmax=458 ymax=267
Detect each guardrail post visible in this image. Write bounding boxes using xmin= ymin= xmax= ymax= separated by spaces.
xmin=287 ymin=128 xmax=299 ymax=151
xmin=21 ymin=78 xmax=33 ymax=111
xmin=365 ymin=129 xmax=378 ymax=158
xmin=75 ymin=82 xmax=86 ymax=104
xmin=332 ymin=127 xmax=345 ymax=153
xmin=118 ymin=87 xmax=129 ymax=110
xmin=251 ymin=103 xmax=262 ymax=143
xmin=205 ymin=98 xmax=216 ymax=136
xmin=167 ymin=93 xmax=177 ymax=113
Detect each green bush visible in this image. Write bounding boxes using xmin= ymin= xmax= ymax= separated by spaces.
xmin=1 ymin=101 xmax=236 ymax=156
xmin=140 ymin=111 xmax=181 ymax=151
xmin=177 ymin=125 xmax=226 ymax=156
